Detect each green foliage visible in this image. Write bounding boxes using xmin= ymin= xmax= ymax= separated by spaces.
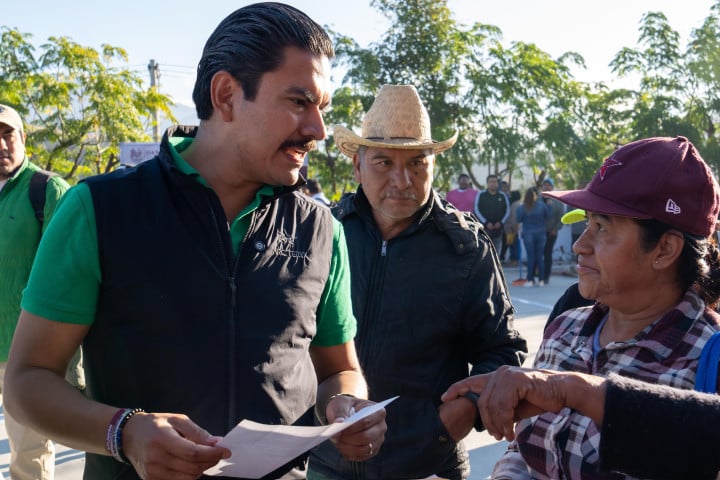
xmin=0 ymin=27 xmax=175 ymax=183
xmin=324 ymin=0 xmax=496 ymax=194
xmin=307 ymin=86 xmax=365 ymax=199
xmin=323 ymin=0 xmax=604 ymax=194
xmin=7 ymin=1 xmax=720 ymax=191
xmin=318 ymin=0 xmax=720 ymax=196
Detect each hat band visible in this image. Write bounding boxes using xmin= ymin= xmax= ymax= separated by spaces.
xmin=366 ymin=136 xmax=431 ymax=142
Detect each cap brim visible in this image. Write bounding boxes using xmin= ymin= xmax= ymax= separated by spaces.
xmin=544 ymin=189 xmax=653 ymax=220
xmin=333 ymin=125 xmax=457 ymax=158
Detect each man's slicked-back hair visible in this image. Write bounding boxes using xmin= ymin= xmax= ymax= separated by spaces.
xmin=192 ymin=2 xmax=334 ymax=120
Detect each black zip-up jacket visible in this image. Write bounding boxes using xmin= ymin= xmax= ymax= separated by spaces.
xmin=82 ymin=126 xmax=334 ymax=480
xmin=310 ymin=188 xmax=527 ymax=480
xmin=474 ymin=190 xmax=510 ymax=225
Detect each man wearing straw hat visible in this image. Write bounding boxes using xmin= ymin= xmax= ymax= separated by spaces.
xmin=309 ymin=85 xmax=527 ymax=480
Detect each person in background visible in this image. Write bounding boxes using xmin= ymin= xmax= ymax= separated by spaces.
xmin=565 ymin=206 xmax=587 ymax=247
xmin=566 ymin=182 xmax=589 ymax=271
xmin=503 ymin=189 xmax=522 ymax=267
xmin=499 ymin=181 xmax=510 ymax=260
xmin=541 ymin=178 xmax=564 ymax=285
xmin=306 ymin=178 xmax=331 ymax=206
xmin=442 ymin=367 xmax=720 ymax=480
xmin=516 ymin=187 xmax=550 ymax=287
xmin=4 ymin=4 xmax=386 ymax=479
xmin=445 ymin=173 xmax=478 ymax=213
xmin=465 ymin=136 xmax=720 ymax=479
xmin=474 ymin=174 xmax=510 ymax=253
xmin=0 ymin=103 xmax=83 ymax=480
xmin=309 ymin=84 xmax=527 ymax=480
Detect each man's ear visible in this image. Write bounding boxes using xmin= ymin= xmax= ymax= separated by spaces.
xmin=209 ymin=71 xmax=240 ymax=122
xmin=352 ymin=153 xmax=362 ymax=183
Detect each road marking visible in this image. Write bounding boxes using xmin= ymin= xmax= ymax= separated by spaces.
xmin=511 ymin=297 xmax=554 ymax=310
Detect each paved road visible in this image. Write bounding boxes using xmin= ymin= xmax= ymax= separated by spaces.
xmin=465 ymin=265 xmax=576 ymax=479
xmin=0 ymin=265 xmax=577 ymax=479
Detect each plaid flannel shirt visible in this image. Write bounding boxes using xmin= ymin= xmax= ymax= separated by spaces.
xmin=492 ymin=289 xmax=720 ymax=480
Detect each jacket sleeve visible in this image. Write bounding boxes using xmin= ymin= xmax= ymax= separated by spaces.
xmin=463 ymin=237 xmax=528 ymax=375
xmin=500 ymin=192 xmax=511 ymax=224
xmin=473 ymin=191 xmax=487 ymax=223
xmin=544 ymin=199 xmax=563 ymax=232
xmin=599 ymin=373 xmax=720 ymax=480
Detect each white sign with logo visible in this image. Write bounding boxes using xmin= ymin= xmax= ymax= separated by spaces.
xmin=119 ymin=142 xmax=160 ymax=166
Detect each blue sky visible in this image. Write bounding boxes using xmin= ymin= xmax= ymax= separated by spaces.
xmin=5 ymin=0 xmax=717 ymax=123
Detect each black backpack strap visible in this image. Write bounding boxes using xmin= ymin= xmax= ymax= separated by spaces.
xmin=29 ymin=170 xmax=56 ymax=227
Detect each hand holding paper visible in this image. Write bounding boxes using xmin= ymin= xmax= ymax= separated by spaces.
xmin=324 ymin=394 xmax=390 ymax=463
xmin=204 ymin=396 xmax=395 ymax=478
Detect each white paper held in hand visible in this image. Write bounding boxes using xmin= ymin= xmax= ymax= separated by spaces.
xmin=204 ymin=396 xmax=397 ymax=478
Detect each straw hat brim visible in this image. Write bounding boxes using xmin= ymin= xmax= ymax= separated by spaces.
xmin=334 ymin=125 xmax=458 ymax=158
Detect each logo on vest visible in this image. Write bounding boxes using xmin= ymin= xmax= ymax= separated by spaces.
xmin=275 ymin=232 xmax=308 ymax=258
xmin=665 ymin=198 xmax=681 ymax=215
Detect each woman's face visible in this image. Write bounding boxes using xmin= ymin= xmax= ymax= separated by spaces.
xmin=573 ymin=212 xmax=656 ymax=307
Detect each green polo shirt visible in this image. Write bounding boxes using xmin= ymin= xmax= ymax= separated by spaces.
xmin=21 ymin=139 xmax=355 ymax=346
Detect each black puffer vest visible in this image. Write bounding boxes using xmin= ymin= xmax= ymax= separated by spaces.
xmin=82 ymin=126 xmax=334 ymax=479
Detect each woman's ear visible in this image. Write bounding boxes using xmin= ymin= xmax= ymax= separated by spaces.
xmin=653 ymin=230 xmax=684 ymax=270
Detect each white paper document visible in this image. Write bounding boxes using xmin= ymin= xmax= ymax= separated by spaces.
xmin=204 ymin=396 xmax=397 ymax=478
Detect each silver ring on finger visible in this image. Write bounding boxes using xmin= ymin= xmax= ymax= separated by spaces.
xmin=368 ymin=442 xmax=373 ymax=456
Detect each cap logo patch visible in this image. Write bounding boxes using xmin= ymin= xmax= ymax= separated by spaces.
xmin=599 ymin=157 xmax=622 ymax=179
xmin=665 ymin=199 xmax=681 ymax=215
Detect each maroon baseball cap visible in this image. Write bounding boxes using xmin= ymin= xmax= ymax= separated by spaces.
xmin=543 ymin=136 xmax=720 ymax=237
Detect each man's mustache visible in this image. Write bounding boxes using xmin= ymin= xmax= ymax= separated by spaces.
xmin=382 ymin=189 xmax=416 ymax=200
xmin=280 ymin=138 xmax=317 ymax=152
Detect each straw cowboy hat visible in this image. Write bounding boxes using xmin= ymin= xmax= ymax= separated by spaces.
xmin=333 ymin=84 xmax=458 ymax=158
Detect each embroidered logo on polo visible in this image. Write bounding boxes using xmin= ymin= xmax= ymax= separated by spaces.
xmin=665 ymin=199 xmax=681 ymax=215
xmin=598 ymin=156 xmax=622 ymax=179
xmin=273 ymin=232 xmax=308 ymax=258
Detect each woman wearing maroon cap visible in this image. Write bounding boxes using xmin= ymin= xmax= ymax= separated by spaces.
xmin=445 ymin=136 xmax=720 ymax=480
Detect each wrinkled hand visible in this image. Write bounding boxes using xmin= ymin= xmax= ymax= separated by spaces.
xmin=326 ymin=396 xmax=387 ymax=461
xmin=438 ymin=396 xmax=477 ymax=442
xmin=122 ymin=412 xmax=231 ymax=480
xmin=441 ymin=366 xmax=569 ymax=442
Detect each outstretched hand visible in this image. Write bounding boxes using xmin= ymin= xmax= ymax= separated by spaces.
xmin=122 ymin=412 xmax=231 ymax=480
xmin=441 ymin=366 xmax=588 ymax=441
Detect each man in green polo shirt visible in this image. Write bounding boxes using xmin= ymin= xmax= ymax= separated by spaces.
xmin=4 ymin=4 xmax=386 ymax=479
xmin=0 ymin=103 xmax=85 ymax=480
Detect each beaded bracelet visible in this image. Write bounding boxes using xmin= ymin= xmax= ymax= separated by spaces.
xmin=106 ymin=408 xmax=145 ymax=464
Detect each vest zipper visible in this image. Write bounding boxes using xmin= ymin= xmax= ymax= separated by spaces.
xmin=225 ymin=208 xmax=255 ymax=431
xmin=227 ymin=275 xmax=237 ymax=431
xmin=209 ymin=203 xmax=238 ymax=432
xmin=381 ymin=240 xmax=388 ymax=256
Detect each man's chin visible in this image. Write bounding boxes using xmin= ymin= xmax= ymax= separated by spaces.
xmin=268 ymin=170 xmax=301 ymax=188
